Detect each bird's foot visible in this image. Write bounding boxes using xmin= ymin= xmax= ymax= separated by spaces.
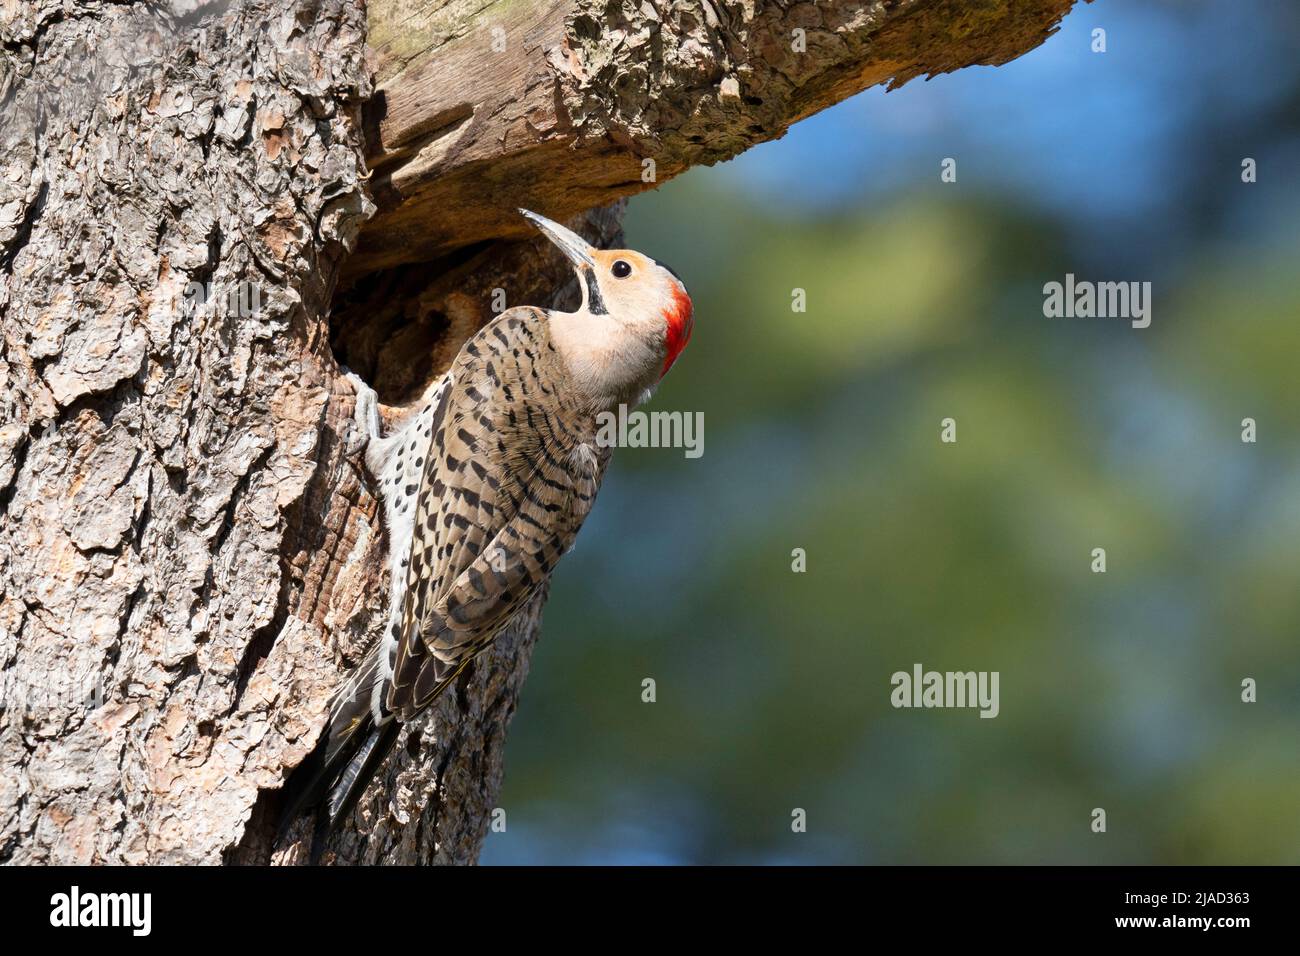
xmin=342 ymin=368 xmax=381 ymax=457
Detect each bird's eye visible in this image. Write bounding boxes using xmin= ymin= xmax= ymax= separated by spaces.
xmin=611 ymin=260 xmax=632 ymax=279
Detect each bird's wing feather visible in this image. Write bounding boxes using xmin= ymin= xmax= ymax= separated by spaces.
xmin=386 ymin=309 xmax=607 ymax=720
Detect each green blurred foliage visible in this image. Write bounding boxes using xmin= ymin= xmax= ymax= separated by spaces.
xmin=483 ymin=150 xmax=1300 ymax=865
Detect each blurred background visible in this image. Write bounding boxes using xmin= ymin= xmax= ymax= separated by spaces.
xmin=482 ymin=0 xmax=1300 ymax=864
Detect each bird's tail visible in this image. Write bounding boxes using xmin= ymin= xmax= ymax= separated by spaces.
xmin=276 ymin=649 xmax=400 ymax=862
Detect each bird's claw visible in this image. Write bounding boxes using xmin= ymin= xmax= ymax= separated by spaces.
xmin=341 ymin=367 xmax=381 ymax=457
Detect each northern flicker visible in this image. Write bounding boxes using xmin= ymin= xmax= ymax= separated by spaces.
xmin=279 ymin=209 xmax=693 ymax=855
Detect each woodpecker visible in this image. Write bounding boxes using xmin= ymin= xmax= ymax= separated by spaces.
xmin=279 ymin=209 xmax=693 ymax=856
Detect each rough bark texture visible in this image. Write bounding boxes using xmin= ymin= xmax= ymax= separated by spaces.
xmin=352 ymin=0 xmax=1081 ymax=279
xmin=0 ymin=0 xmax=1077 ymax=865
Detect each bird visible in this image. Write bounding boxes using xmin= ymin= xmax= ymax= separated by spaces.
xmin=277 ymin=208 xmax=693 ymax=859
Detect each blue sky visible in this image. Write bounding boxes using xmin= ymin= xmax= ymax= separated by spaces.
xmin=692 ymin=1 xmax=1299 ymax=245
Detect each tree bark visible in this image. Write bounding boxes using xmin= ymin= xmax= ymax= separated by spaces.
xmin=0 ymin=0 xmax=1077 ymax=865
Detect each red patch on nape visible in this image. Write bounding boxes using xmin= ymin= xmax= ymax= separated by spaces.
xmin=660 ymin=285 xmax=694 ymax=377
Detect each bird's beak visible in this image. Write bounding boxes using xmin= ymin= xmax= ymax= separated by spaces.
xmin=519 ymin=208 xmax=596 ymax=269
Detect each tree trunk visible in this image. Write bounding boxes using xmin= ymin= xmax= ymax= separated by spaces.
xmin=0 ymin=0 xmax=1077 ymax=864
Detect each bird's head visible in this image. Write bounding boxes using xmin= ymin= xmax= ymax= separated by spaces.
xmin=520 ymin=208 xmax=693 ymax=408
